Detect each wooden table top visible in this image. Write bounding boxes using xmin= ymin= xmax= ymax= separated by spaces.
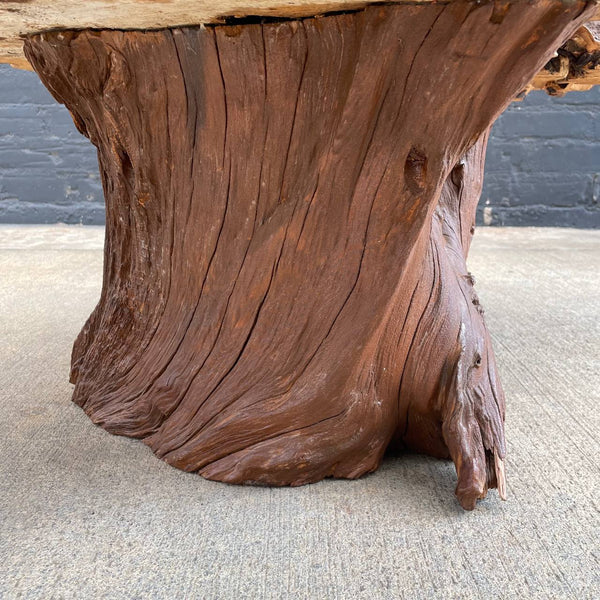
xmin=1 ymin=0 xmax=599 ymax=73
xmin=1 ymin=0 xmax=427 ymax=68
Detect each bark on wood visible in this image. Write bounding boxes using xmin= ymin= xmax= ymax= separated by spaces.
xmin=24 ymin=0 xmax=595 ymax=509
xmin=527 ymin=23 xmax=600 ymax=95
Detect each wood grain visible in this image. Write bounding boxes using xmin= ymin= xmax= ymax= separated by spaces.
xmin=23 ymin=0 xmax=595 ymax=509
xmin=3 ymin=0 xmax=600 ymax=67
xmin=528 ymin=23 xmax=600 ymax=95
xmin=1 ymin=0 xmax=431 ymax=66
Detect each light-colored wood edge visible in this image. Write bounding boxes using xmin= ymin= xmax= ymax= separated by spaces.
xmin=1 ymin=0 xmax=438 ymax=67
xmin=2 ymin=0 xmax=599 ymax=69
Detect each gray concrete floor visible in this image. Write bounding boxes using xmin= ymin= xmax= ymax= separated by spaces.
xmin=0 ymin=225 xmax=598 ymax=599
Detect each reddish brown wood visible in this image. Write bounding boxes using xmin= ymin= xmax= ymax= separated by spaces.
xmin=24 ymin=0 xmax=595 ymax=509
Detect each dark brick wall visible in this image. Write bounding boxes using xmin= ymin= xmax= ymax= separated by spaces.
xmin=0 ymin=65 xmax=104 ymax=224
xmin=480 ymin=86 xmax=600 ymax=227
xmin=1 ymin=64 xmax=599 ymax=226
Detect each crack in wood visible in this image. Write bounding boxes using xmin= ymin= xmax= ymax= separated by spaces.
xmin=22 ymin=0 xmax=596 ymax=509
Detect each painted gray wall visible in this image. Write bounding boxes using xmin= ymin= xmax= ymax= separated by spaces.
xmin=0 ymin=65 xmax=104 ymax=224
xmin=480 ymin=86 xmax=600 ymax=227
xmin=1 ymin=64 xmax=599 ymax=226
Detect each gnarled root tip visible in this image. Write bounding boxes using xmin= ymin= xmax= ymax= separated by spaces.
xmin=451 ymin=444 xmax=507 ymax=511
xmin=442 ymin=334 xmax=507 ymax=510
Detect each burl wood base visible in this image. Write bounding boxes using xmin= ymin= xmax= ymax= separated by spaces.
xmin=24 ymin=0 xmax=594 ymax=509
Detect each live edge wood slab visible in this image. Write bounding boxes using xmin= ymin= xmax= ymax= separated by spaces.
xmin=8 ymin=0 xmax=598 ymax=509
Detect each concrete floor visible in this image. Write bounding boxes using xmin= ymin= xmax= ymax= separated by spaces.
xmin=0 ymin=225 xmax=598 ymax=599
